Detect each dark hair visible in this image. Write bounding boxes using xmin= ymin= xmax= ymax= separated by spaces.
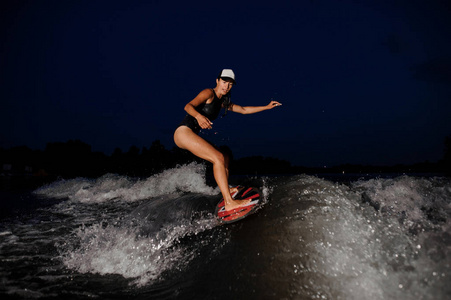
xmin=222 ymin=91 xmax=232 ymax=117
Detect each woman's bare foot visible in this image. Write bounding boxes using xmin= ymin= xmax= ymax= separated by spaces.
xmin=224 ymin=198 xmax=252 ymax=211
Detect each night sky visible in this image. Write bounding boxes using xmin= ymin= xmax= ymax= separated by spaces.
xmin=1 ymin=0 xmax=450 ymax=167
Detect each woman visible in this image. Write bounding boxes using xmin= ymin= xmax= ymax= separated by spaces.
xmin=174 ymin=69 xmax=281 ymax=212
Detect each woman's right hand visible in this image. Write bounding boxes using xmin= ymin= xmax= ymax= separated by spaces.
xmin=196 ymin=114 xmax=213 ymax=129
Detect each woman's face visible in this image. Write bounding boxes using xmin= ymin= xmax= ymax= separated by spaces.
xmin=216 ymin=78 xmax=234 ymax=95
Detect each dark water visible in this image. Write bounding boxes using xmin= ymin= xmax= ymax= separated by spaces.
xmin=0 ymin=163 xmax=450 ymax=299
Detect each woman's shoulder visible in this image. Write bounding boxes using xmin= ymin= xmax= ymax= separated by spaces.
xmin=200 ymin=88 xmax=215 ymax=96
xmin=197 ymin=88 xmax=215 ymax=101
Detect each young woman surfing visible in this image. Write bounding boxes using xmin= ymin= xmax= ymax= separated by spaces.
xmin=174 ymin=69 xmax=281 ymax=212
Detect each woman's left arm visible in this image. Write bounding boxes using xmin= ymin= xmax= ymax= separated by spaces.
xmin=229 ymin=101 xmax=282 ymax=115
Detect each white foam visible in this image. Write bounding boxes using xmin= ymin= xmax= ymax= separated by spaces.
xmin=37 ymin=163 xmax=222 ymax=286
xmin=34 ymin=162 xmax=218 ymax=204
xmin=284 ymin=175 xmax=450 ymax=299
xmin=60 ymin=216 xmax=218 ymax=287
xmin=353 ymin=176 xmax=451 ymax=231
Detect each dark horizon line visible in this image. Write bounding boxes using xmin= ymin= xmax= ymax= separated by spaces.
xmin=1 ymin=138 xmax=450 ymax=171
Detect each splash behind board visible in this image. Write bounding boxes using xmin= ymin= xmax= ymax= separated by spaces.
xmin=215 ymin=186 xmax=262 ymax=224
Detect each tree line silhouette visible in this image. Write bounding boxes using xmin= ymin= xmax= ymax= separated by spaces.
xmin=1 ymin=140 xmax=192 ymax=178
xmin=1 ymin=137 xmax=450 ymax=179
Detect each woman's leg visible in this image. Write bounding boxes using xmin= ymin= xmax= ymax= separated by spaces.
xmin=174 ymin=126 xmax=250 ymax=210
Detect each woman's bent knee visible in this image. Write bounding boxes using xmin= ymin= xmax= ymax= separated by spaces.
xmin=211 ymin=151 xmax=226 ymax=166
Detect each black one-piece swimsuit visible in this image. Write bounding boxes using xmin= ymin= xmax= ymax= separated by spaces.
xmin=178 ymin=89 xmax=225 ymax=134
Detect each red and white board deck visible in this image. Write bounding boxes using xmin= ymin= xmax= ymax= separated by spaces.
xmin=215 ymin=186 xmax=261 ymax=224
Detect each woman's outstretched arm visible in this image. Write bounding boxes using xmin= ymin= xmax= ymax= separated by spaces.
xmin=229 ymin=100 xmax=282 ymax=115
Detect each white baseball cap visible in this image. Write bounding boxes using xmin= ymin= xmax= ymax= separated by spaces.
xmin=218 ymin=69 xmax=236 ymax=84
